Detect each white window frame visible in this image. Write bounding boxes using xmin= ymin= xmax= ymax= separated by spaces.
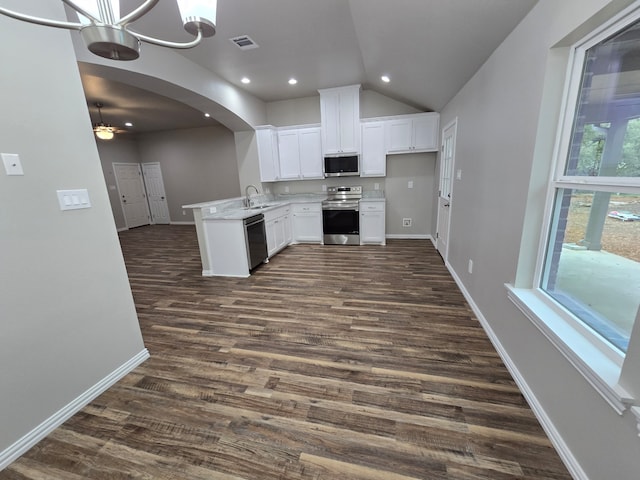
xmin=508 ymin=3 xmax=640 ymax=415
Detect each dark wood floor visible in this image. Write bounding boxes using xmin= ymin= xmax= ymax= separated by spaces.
xmin=2 ymin=225 xmax=572 ymax=479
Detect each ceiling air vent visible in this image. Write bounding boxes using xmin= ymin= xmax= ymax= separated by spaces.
xmin=229 ymin=35 xmax=259 ymax=50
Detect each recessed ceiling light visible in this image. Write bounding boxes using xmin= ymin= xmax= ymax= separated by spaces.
xmin=381 ymin=75 xmax=390 ymax=83
xmin=288 ymin=78 xmax=298 ymax=85
xmin=125 ymin=122 xmax=133 ymax=127
xmin=204 ymin=113 xmax=211 ymax=118
xmin=241 ymin=77 xmax=251 ymax=84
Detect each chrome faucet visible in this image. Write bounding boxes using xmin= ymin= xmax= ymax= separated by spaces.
xmin=245 ymin=184 xmax=260 ymax=207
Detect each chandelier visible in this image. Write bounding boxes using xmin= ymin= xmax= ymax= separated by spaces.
xmin=0 ymin=0 xmax=217 ymax=61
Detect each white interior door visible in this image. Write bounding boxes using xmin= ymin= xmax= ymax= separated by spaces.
xmin=142 ymin=162 xmax=170 ymax=224
xmin=113 ymin=163 xmax=150 ymax=229
xmin=436 ymin=119 xmax=457 ymax=260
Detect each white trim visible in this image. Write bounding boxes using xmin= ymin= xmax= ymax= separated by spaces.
xmin=0 ymin=349 xmax=150 ymax=470
xmin=445 ymin=265 xmax=589 ymax=480
xmin=436 ymin=117 xmax=457 ymax=261
xmin=506 ymin=287 xmax=632 ymax=414
xmin=170 ymin=221 xmax=196 ymax=226
xmin=556 ymin=177 xmax=640 ymax=192
xmin=632 ymin=407 xmax=640 ymax=438
xmin=202 ymin=269 xmax=249 ymax=278
xmin=116 ymin=227 xmax=129 ymax=232
xmin=385 ymin=234 xmax=432 ymax=240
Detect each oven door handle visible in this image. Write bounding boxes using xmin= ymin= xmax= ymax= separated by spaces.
xmin=322 ymin=205 xmax=360 ymax=211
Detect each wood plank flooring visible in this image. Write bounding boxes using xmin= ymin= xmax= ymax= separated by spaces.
xmin=1 ymin=225 xmax=572 ymax=479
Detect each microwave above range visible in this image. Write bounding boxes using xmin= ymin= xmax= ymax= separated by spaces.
xmin=323 ymin=154 xmax=359 ymax=178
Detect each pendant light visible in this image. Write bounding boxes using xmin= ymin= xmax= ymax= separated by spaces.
xmin=0 ymin=1 xmax=217 ymax=61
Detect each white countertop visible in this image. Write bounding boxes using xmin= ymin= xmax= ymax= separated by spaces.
xmin=184 ymin=191 xmax=384 ymax=221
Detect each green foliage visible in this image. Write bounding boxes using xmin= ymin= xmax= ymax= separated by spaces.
xmin=621 ymin=118 xmax=640 ymax=177
xmin=576 ymin=124 xmax=605 ymax=176
xmin=576 ymin=121 xmax=640 ymax=177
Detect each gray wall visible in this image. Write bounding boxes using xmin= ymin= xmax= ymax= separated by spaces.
xmin=137 ymin=126 xmax=241 ymax=222
xmin=440 ymin=0 xmax=640 ymax=477
xmin=96 ymin=126 xmax=241 ymax=227
xmin=0 ymin=0 xmax=145 ymax=456
xmin=385 ymin=153 xmax=437 ymax=237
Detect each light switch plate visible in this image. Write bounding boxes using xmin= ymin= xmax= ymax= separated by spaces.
xmin=2 ymin=153 xmax=24 ymax=175
xmin=57 ymin=189 xmax=91 ymax=211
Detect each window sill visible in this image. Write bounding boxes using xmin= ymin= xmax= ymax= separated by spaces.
xmin=506 ymin=285 xmax=633 ymax=414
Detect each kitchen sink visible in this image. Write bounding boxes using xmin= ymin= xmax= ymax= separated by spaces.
xmin=244 ymin=205 xmax=269 ymax=210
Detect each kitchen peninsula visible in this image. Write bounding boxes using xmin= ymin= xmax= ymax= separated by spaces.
xmin=183 ymin=190 xmax=385 ymax=277
xmin=183 ymin=193 xmax=325 ymax=277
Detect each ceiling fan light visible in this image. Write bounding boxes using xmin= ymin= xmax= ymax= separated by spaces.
xmin=95 ymin=125 xmax=114 ymax=140
xmin=177 ymin=0 xmax=217 ymax=37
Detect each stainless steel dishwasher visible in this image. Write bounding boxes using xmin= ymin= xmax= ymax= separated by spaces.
xmin=243 ymin=213 xmax=268 ymax=271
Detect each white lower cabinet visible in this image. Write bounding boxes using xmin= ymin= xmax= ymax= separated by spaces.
xmin=292 ymin=203 xmax=322 ymax=243
xmin=264 ymin=205 xmax=292 ymax=257
xmin=360 ymin=200 xmax=386 ymax=245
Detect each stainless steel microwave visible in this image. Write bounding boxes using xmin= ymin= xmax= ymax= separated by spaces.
xmin=323 ymin=154 xmax=360 ymax=177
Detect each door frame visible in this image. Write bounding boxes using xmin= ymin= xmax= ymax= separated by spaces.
xmin=436 ymin=117 xmax=458 ymax=262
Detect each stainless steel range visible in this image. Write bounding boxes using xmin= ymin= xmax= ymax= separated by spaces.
xmin=322 ymin=186 xmax=362 ymax=245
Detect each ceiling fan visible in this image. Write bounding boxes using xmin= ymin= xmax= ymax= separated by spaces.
xmin=92 ymin=102 xmax=126 ymax=140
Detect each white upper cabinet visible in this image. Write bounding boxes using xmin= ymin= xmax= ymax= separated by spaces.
xmin=278 ymin=129 xmax=301 ymax=180
xmin=277 ymin=126 xmax=323 ymax=180
xmin=298 ymin=127 xmax=323 ymax=178
xmin=386 ymin=112 xmax=440 ymax=153
xmin=319 ymin=84 xmax=361 ymax=155
xmin=256 ymin=126 xmax=280 ymax=182
xmin=360 ymin=121 xmax=386 ymax=177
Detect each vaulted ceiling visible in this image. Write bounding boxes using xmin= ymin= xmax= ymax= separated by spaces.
xmin=79 ymin=0 xmax=538 ymax=134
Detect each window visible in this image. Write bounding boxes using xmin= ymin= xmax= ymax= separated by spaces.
xmin=508 ymin=5 xmax=640 ymax=415
xmin=540 ymin=15 xmax=640 ymax=355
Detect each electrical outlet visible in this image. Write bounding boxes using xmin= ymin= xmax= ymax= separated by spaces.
xmin=2 ymin=153 xmax=24 ymax=175
xmin=285 ymin=186 xmax=290 ymax=193
xmin=182 ymin=210 xmax=187 ymax=216
xmin=322 ymin=184 xmax=327 ymax=192
xmin=408 ymin=180 xmax=414 ymax=189
xmin=468 ymin=259 xmax=473 ymax=274
xmin=402 ymin=218 xmax=412 ymax=227
xmin=374 ymin=183 xmax=380 ymax=190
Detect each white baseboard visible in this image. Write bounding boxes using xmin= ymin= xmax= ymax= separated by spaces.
xmin=445 ymin=263 xmax=586 ymax=480
xmin=0 ymin=349 xmax=150 ymax=471
xmin=116 ymin=227 xmax=129 ymax=232
xmin=385 ymin=234 xmax=432 ymax=240
xmin=170 ymin=221 xmax=195 ymax=226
